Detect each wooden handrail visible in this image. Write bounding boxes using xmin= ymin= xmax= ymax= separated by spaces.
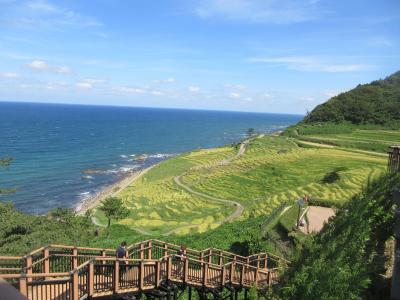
xmin=49 ymin=244 xmax=115 ymax=252
xmin=0 ymin=256 xmax=23 ymax=260
xmin=0 ymin=272 xmax=70 ymax=279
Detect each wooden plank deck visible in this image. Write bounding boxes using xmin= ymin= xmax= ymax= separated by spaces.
xmin=0 ymin=239 xmax=286 ymax=300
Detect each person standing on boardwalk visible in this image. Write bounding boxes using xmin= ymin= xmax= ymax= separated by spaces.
xmin=176 ymin=245 xmax=187 ymax=276
xmin=116 ymin=241 xmax=128 ymax=279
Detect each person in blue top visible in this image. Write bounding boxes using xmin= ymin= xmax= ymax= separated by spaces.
xmin=116 ymin=241 xmax=128 ymax=280
xmin=116 ymin=241 xmax=127 ymax=259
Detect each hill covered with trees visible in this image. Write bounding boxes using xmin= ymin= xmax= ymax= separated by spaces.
xmin=303 ymin=71 xmax=400 ymax=125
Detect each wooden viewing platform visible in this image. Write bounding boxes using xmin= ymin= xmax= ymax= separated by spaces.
xmin=0 ymin=239 xmax=288 ymax=300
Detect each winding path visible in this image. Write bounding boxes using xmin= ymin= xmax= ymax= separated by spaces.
xmin=166 ymin=140 xmax=250 ymax=235
xmin=93 ymin=139 xmax=251 ymax=236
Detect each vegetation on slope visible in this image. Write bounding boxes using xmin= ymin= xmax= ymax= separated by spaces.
xmin=281 ymin=172 xmax=399 ymax=299
xmin=303 ymin=70 xmax=400 ymax=125
xmin=0 ymin=204 xmax=96 ymax=255
xmin=92 ymin=134 xmax=386 ymax=236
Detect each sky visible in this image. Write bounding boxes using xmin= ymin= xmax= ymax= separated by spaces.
xmin=0 ymin=0 xmax=399 ymax=114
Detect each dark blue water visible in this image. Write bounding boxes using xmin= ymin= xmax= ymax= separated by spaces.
xmin=0 ymin=102 xmax=302 ymax=213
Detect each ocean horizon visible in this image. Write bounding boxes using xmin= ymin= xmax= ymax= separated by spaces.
xmin=0 ymin=101 xmax=302 ymax=214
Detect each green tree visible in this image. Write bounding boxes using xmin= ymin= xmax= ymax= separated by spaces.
xmin=247 ymin=128 xmax=256 ymax=137
xmin=99 ymin=197 xmax=129 ymax=236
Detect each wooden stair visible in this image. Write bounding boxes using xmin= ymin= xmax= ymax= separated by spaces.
xmin=0 ymin=239 xmax=288 ymax=300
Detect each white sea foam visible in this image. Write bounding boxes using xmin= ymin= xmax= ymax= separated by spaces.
xmin=120 ymin=154 xmax=128 ymax=158
xmin=148 ymin=153 xmax=175 ymax=159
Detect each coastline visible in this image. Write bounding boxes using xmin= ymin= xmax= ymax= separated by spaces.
xmin=75 ymin=130 xmax=283 ymax=216
xmin=75 ymin=164 xmax=157 ymax=215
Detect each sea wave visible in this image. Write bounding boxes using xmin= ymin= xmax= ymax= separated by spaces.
xmin=148 ymin=153 xmax=176 ymax=159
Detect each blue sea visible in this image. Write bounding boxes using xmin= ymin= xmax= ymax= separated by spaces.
xmin=0 ymin=102 xmax=302 ymax=214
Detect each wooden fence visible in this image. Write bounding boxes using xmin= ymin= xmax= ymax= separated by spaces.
xmin=0 ymin=239 xmax=288 ymax=300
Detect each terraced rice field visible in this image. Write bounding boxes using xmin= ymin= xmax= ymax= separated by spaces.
xmin=181 ymin=136 xmax=386 ymax=218
xmin=95 ymin=129 xmax=394 ymax=236
xmin=297 ymin=129 xmax=400 ymax=153
xmin=95 ymin=147 xmax=237 ymax=235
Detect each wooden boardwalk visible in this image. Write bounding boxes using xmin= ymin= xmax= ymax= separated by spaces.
xmin=0 ymin=240 xmax=288 ymax=300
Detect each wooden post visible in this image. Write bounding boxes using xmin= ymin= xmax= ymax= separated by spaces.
xmin=219 ymin=251 xmax=223 ymax=266
xmin=221 ymin=266 xmax=226 ymax=287
xmin=140 ymin=243 xmax=144 ymax=260
xmin=114 ymin=259 xmax=120 ymax=293
xmin=240 ymin=264 xmax=245 ymax=287
xmin=72 ymin=247 xmax=78 ymax=269
xmin=19 ymin=274 xmax=28 ymax=297
xmin=256 ymin=255 xmax=260 ymax=269
xmin=101 ymin=249 xmax=106 ymax=265
xmin=25 ymin=255 xmax=32 ymax=283
xmin=155 ymin=261 xmax=161 ymax=286
xmin=264 ymin=253 xmax=268 ymax=269
xmin=44 ymin=247 xmax=50 ymax=274
xmin=139 ymin=261 xmax=144 ymax=290
xmin=200 ymin=251 xmax=204 ymax=262
xmin=184 ymin=258 xmax=189 ymax=283
xmin=163 ymin=244 xmax=168 ymax=257
xmin=208 ymin=249 xmax=212 ymax=264
xmin=167 ymin=256 xmax=172 ymax=280
xmin=268 ymin=271 xmax=272 ymax=286
xmin=88 ymin=260 xmax=94 ymax=297
xmin=254 ymin=268 xmax=258 ymax=286
xmin=148 ymin=240 xmax=152 ymax=259
xmin=72 ymin=269 xmax=79 ymax=300
xmin=230 ymin=262 xmax=235 ymax=283
xmin=202 ymin=262 xmax=208 ymax=286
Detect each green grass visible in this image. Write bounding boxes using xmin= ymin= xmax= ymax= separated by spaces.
xmin=92 ymin=129 xmax=388 ymax=236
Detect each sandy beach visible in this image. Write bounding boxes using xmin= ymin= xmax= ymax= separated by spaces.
xmin=76 ymin=164 xmax=157 ymax=215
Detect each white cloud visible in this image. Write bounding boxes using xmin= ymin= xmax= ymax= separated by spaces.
xmin=224 ymin=83 xmax=246 ymax=90
xmin=76 ymin=82 xmax=92 ymax=89
xmin=195 ymin=0 xmax=319 ymax=24
xmin=229 ymin=92 xmax=241 ymax=99
xmin=151 ymin=91 xmax=163 ymax=96
xmin=244 ymin=97 xmax=253 ymax=102
xmin=26 ymin=60 xmax=72 ymax=74
xmin=368 ymin=36 xmax=393 ymax=47
xmin=300 ymin=96 xmax=315 ymax=102
xmin=76 ymin=78 xmax=105 ymax=88
xmin=264 ymin=93 xmax=273 ymax=99
xmin=188 ymin=86 xmax=200 ymax=93
xmin=3 ymin=0 xmax=102 ymax=29
xmin=83 ymin=78 xmax=105 ymax=84
xmin=153 ymin=77 xmax=176 ymax=84
xmin=248 ymin=56 xmax=367 ymax=72
xmin=0 ymin=72 xmax=19 ymax=78
xmin=113 ymin=86 xmax=145 ymax=94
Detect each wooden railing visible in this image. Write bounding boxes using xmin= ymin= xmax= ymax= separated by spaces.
xmin=0 ymin=240 xmax=287 ymax=300
xmin=388 ymin=145 xmax=400 ymax=172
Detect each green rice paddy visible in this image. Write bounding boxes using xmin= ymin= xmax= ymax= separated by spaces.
xmin=94 ymin=128 xmax=396 ymax=236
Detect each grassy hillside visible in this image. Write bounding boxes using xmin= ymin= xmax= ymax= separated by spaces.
xmin=92 ymin=133 xmax=387 ymax=236
xmin=303 ymin=70 xmax=400 ymax=125
xmin=281 ymin=172 xmax=399 ymax=299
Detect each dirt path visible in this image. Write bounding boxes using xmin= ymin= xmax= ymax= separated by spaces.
xmin=295 ymin=139 xmax=387 ymax=157
xmin=300 ymin=206 xmax=335 ymax=234
xmin=91 ymin=137 xmax=251 ymax=236
xmin=169 ymin=139 xmax=251 ymax=234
